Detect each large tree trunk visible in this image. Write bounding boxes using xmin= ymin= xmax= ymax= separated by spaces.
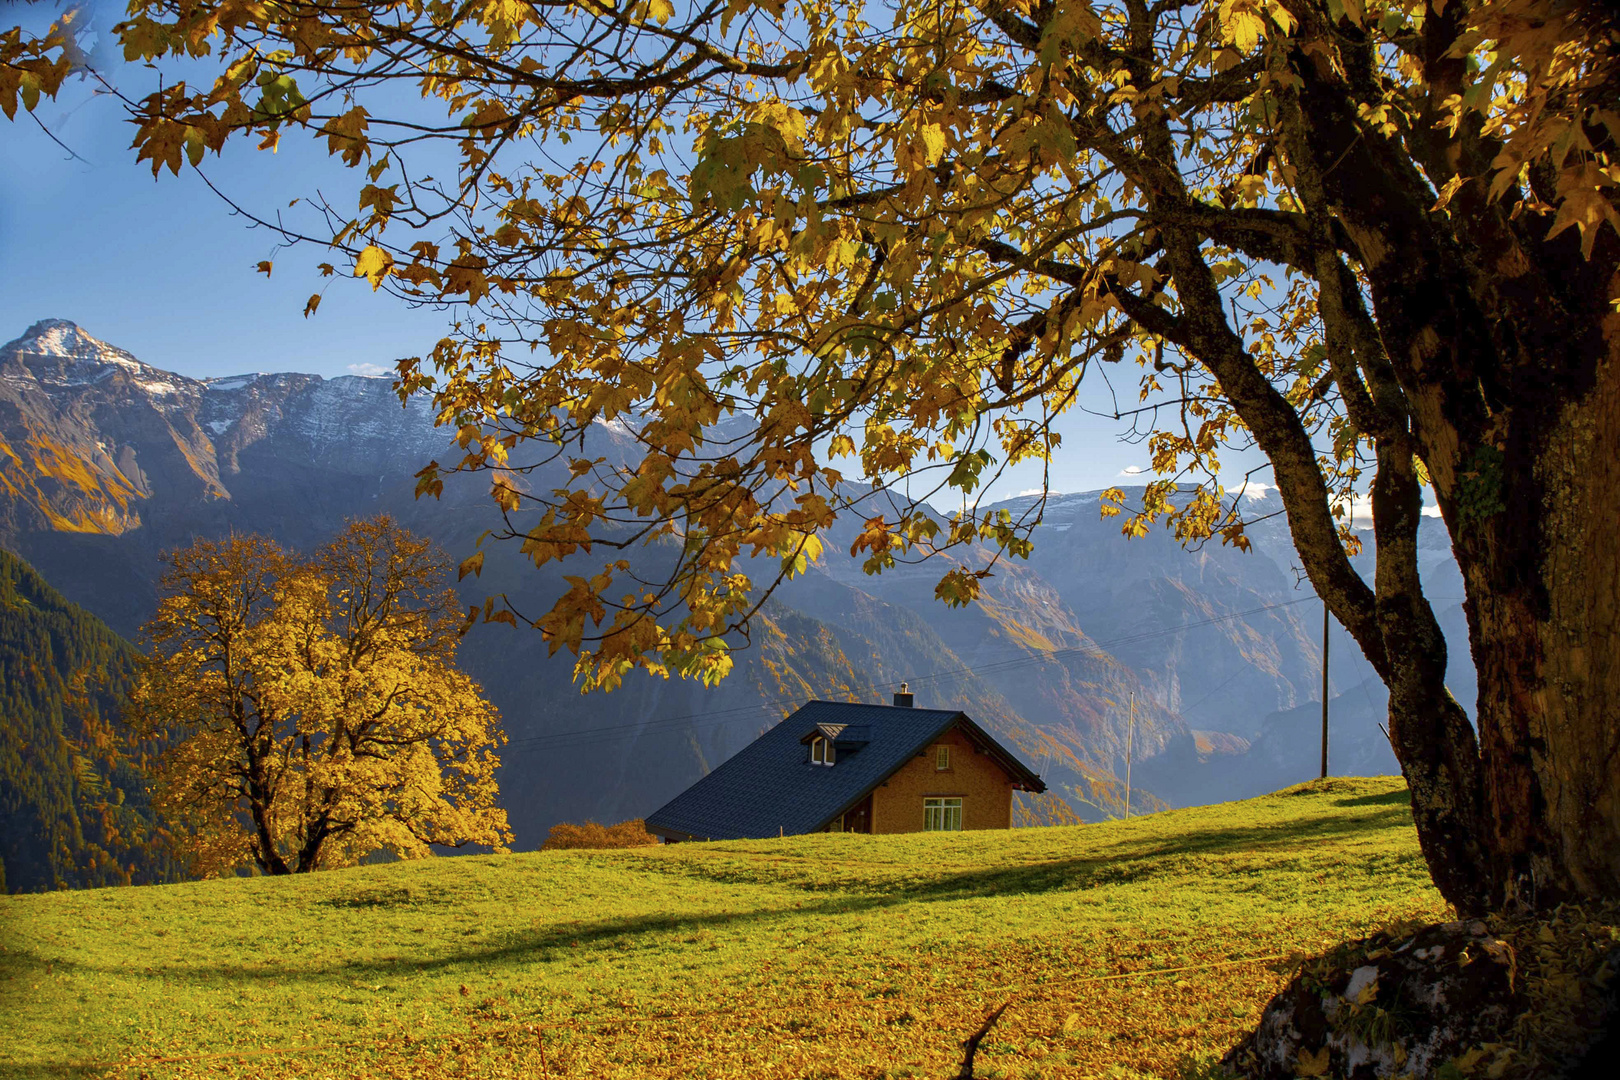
xmin=1270 ymin=25 xmax=1620 ymax=912
xmin=1459 ymin=321 xmax=1620 ymax=908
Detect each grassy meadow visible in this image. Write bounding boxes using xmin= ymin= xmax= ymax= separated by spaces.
xmin=0 ymin=777 xmax=1451 ymax=1080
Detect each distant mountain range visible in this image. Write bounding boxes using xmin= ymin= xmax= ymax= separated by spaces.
xmin=0 ymin=320 xmax=1476 ymax=847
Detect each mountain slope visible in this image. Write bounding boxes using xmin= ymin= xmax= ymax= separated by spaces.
xmin=0 ymin=318 xmax=1462 ymax=845
xmin=0 ymin=548 xmax=176 ymax=892
xmin=1 ymin=320 xmax=1156 ymax=837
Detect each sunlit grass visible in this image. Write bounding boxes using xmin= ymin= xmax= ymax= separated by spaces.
xmin=0 ymin=777 xmax=1448 ymax=1079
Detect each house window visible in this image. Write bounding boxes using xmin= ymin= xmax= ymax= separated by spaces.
xmin=810 ymin=737 xmax=835 ymax=766
xmin=924 ymin=797 xmax=963 ymax=832
xmin=936 ymin=745 xmax=951 ymax=771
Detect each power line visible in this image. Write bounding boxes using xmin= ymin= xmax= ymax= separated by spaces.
xmin=498 ymin=596 xmax=1317 ymax=757
xmin=1175 ymin=665 xmax=1249 ymax=721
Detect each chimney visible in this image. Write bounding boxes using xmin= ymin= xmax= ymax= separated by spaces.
xmin=893 ymin=682 xmax=914 ymax=708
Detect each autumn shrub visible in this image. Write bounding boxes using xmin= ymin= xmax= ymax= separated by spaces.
xmin=540 ymin=818 xmax=658 ymax=851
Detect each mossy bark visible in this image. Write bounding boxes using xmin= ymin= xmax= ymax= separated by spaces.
xmin=1458 ymin=326 xmax=1620 ymax=908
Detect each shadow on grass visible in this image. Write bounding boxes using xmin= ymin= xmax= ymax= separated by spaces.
xmin=1333 ymin=789 xmax=1411 ymax=808
xmin=893 ymin=805 xmax=1415 ymax=901
xmin=0 ymin=1064 xmax=109 ymax=1080
xmin=1086 ymin=803 xmax=1412 ymax=856
xmin=27 ymin=802 xmax=1415 ymax=988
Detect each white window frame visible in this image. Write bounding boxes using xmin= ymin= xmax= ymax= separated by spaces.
xmin=923 ymin=797 xmax=963 ymax=832
xmin=936 ymin=744 xmax=951 ymax=771
xmin=810 ymin=737 xmax=835 ymax=766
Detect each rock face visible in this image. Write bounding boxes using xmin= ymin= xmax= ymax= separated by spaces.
xmin=1225 ymin=907 xmax=1620 ymax=1080
xmin=1224 ymin=921 xmax=1522 ymax=1079
xmin=0 ymin=319 xmax=1480 ymax=843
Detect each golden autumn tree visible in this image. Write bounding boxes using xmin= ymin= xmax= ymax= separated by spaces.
xmin=130 ymin=519 xmax=510 ymax=875
xmin=5 ymin=1 xmax=1619 ymax=913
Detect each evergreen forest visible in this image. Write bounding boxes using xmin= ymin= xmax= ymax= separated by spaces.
xmin=0 ymin=548 xmax=175 ymax=892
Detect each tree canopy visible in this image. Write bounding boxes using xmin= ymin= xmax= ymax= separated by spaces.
xmin=5 ymin=0 xmax=1618 ymax=910
xmin=131 ymin=518 xmax=511 ymax=875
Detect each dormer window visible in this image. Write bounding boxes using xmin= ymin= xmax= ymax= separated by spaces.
xmin=810 ymin=736 xmax=836 ymax=766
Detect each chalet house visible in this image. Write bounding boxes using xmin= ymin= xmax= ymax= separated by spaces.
xmin=644 ymin=689 xmax=1047 ymax=841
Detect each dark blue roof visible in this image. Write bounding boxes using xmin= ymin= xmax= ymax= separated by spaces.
xmin=644 ymin=700 xmax=1044 ymax=841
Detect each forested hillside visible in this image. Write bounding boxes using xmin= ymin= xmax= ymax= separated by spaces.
xmin=0 ymin=548 xmax=175 ymax=892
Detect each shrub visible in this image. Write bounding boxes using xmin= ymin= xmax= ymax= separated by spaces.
xmin=541 ymin=819 xmax=658 ymax=851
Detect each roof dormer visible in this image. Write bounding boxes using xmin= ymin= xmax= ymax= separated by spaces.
xmin=801 ymin=721 xmax=873 ymax=766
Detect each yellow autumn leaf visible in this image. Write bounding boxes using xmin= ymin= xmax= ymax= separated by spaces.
xmin=799 ymin=532 xmax=824 ymax=566
xmin=919 ymin=123 xmax=946 ymax=166
xmin=1432 ymin=173 xmax=1467 ymax=211
xmin=1296 ymin=1045 xmax=1331 ymax=1078
xmin=647 ymin=0 xmax=673 ymax=24
xmin=1266 ymin=0 xmax=1296 ymax=35
xmin=1546 ymin=183 xmax=1620 ymax=259
xmin=353 ymin=244 xmax=394 ymax=289
xmin=1227 ymin=11 xmax=1266 ymax=52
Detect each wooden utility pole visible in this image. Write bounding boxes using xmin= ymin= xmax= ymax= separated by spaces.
xmin=1125 ymin=691 xmax=1135 ymax=820
xmin=1321 ymin=602 xmax=1330 ymax=780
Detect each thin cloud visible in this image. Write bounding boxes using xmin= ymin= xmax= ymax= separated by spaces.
xmin=1335 ymin=493 xmax=1376 ymax=530
xmin=347 ymin=362 xmax=390 ymax=377
xmin=1119 ymin=465 xmax=1144 ymax=476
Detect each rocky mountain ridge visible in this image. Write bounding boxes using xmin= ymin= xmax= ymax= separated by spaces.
xmin=0 ymin=320 xmax=1462 ymax=844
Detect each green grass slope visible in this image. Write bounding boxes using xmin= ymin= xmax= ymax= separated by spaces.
xmin=0 ymin=777 xmax=1448 ymax=1080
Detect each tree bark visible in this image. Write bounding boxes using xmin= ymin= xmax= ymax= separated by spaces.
xmin=1369 ymin=443 xmax=1492 ymax=915
xmin=1267 ymin=25 xmax=1620 ymax=912
xmin=1458 ymin=319 xmax=1620 ymax=907
xmin=247 ymin=762 xmax=290 ymax=876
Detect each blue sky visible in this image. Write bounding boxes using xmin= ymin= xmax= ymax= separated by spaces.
xmin=0 ymin=50 xmax=448 ymax=384
xmin=0 ymin=3 xmax=1270 ymax=504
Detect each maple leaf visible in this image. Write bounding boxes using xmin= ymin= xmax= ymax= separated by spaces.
xmin=353 ymin=245 xmax=394 ymax=290
xmin=1295 ymin=1045 xmax=1331 ymax=1078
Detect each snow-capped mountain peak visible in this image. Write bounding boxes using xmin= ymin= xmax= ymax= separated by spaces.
xmin=3 ymin=319 xmax=193 ymax=400
xmin=10 ymin=319 xmax=138 ymax=364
